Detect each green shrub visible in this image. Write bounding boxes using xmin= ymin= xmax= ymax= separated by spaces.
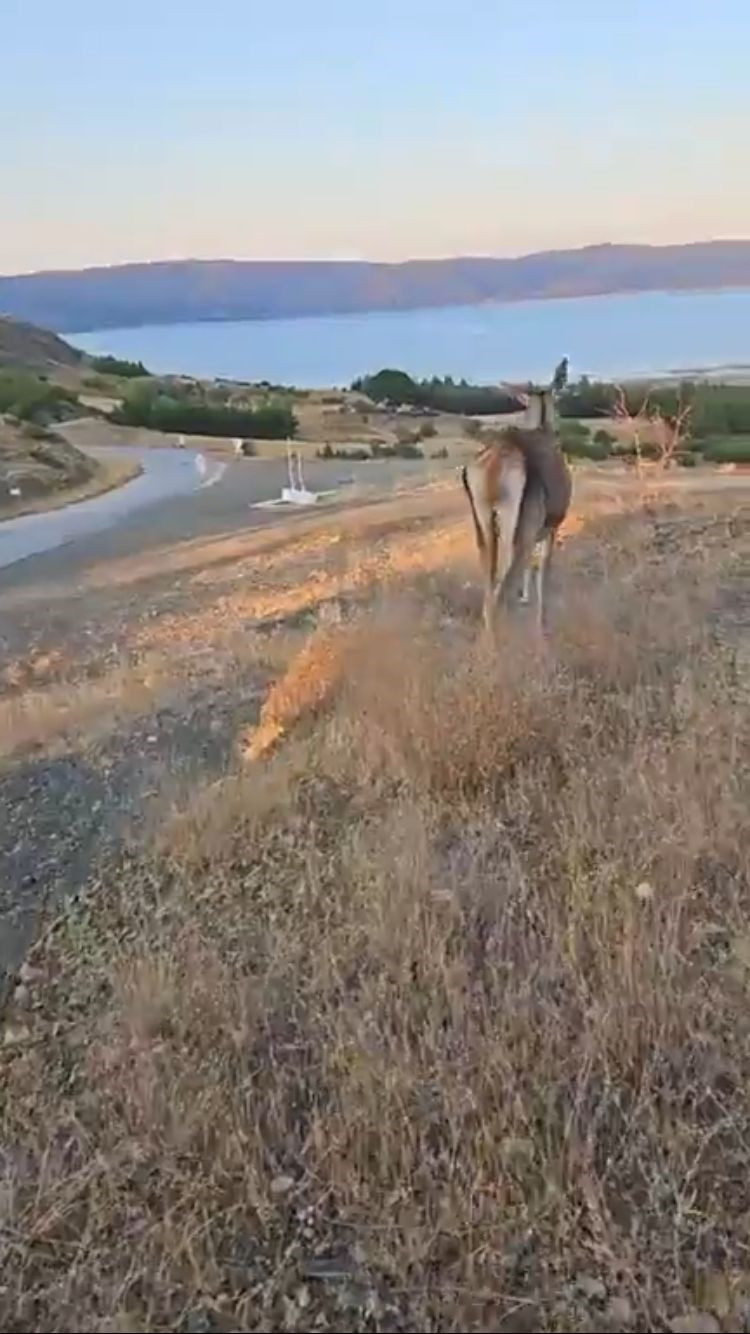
xmin=90 ymin=354 xmax=151 ymax=378
xmin=316 ymin=444 xmax=370 ymax=461
xmin=430 ymin=446 xmax=449 ymax=460
xmin=353 ymin=369 xmax=517 ymax=416
xmin=559 ymin=418 xmax=589 ymax=439
xmin=417 ymin=421 xmax=437 ymax=439
xmin=371 ymin=440 xmax=424 ymax=460
xmin=701 ymin=436 xmax=750 ymax=464
xmin=593 ymin=427 xmax=616 ymax=449
xmin=0 ymin=372 xmax=79 ymax=424
xmin=559 ymin=424 xmax=608 ymax=461
xmin=114 ymin=392 xmax=297 ymax=440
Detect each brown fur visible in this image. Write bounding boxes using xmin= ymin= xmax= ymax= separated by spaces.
xmin=500 ymin=426 xmax=572 ymax=529
xmin=462 ymin=400 xmax=572 ymax=631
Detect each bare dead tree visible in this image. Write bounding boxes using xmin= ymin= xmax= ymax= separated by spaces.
xmin=649 ymin=391 xmax=692 ymax=470
xmin=612 ymin=385 xmax=651 ymax=477
xmin=611 ymin=384 xmax=692 ymax=472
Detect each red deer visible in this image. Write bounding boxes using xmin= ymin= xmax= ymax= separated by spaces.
xmin=461 ymin=362 xmax=572 ymax=632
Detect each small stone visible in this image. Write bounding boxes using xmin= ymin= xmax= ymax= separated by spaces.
xmin=668 ymin=1314 xmax=720 ymax=1334
xmin=270 ymin=1174 xmax=295 ymax=1196
xmin=576 ymin=1274 xmax=606 ymax=1301
xmin=695 ymin=1270 xmax=733 ymax=1318
xmin=13 ymin=984 xmax=30 ymax=1007
xmin=635 ymin=879 xmax=655 ymax=902
xmin=605 ymin=1295 xmax=634 ymax=1327
xmin=3 ymin=1024 xmax=31 ymax=1047
xmin=295 ymin=1285 xmax=310 ymax=1309
xmin=19 ymin=961 xmax=41 ymax=984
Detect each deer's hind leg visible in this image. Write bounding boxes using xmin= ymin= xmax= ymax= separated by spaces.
xmin=499 ymin=476 xmax=546 ymax=612
xmin=462 ymin=463 xmax=499 ymax=631
xmin=533 ymin=528 xmax=556 ymax=632
xmin=492 ymin=456 xmax=527 ymax=615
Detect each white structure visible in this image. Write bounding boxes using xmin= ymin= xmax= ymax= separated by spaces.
xmin=281 ymin=447 xmax=319 ymax=506
xmin=251 ymin=446 xmax=340 ymax=510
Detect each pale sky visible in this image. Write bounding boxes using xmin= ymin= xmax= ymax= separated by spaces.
xmin=2 ymin=0 xmax=749 ymax=274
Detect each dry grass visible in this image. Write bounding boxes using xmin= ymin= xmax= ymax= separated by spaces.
xmin=1 ymin=495 xmax=749 ymax=1332
xmin=0 ymin=457 xmax=141 ymax=521
xmin=0 ymin=654 xmax=171 ymax=761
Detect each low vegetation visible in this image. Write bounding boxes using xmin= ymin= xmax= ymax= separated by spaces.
xmin=0 ymin=371 xmax=80 ymax=424
xmin=0 ymin=484 xmax=748 ymax=1331
xmin=114 ymin=387 xmax=298 ymax=439
xmin=89 ymin=353 xmax=151 ymax=378
xmin=702 ymin=435 xmax=750 ymax=464
xmin=352 ymin=368 xmax=519 ymax=415
xmin=317 ymin=439 xmax=425 ymax=461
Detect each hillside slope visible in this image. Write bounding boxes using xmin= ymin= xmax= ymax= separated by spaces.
xmin=0 ymin=418 xmax=96 ymax=512
xmin=2 ymin=240 xmax=750 ymax=332
xmin=0 ymin=315 xmax=82 ymax=368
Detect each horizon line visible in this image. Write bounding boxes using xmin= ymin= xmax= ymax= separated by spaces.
xmin=4 ymin=236 xmax=750 ymax=282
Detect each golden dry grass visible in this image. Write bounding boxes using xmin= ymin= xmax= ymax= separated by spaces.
xmin=0 ymin=654 xmax=170 ymax=761
xmin=1 ymin=488 xmax=749 ymax=1332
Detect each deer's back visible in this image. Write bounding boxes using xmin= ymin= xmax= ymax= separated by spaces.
xmin=502 ymin=426 xmax=571 ymax=528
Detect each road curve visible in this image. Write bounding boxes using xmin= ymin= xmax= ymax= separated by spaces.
xmin=0 ymin=445 xmax=428 ymax=586
xmin=0 ymin=446 xmax=218 ymax=572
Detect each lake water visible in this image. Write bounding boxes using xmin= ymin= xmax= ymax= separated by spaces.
xmin=70 ymin=287 xmax=750 ymax=387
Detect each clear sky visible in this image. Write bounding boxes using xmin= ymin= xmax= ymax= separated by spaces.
xmin=3 ymin=0 xmax=749 ymax=274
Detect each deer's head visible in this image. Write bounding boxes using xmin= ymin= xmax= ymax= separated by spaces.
xmin=502 ymin=358 xmax=568 ymax=430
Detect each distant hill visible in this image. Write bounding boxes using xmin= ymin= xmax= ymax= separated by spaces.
xmin=0 ymin=315 xmax=82 ymax=368
xmin=2 ymin=241 xmax=750 ymax=333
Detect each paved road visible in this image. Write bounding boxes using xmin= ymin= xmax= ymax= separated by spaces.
xmin=0 ymin=445 xmax=429 ymax=589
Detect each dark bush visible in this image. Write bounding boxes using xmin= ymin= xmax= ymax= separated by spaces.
xmin=114 ymin=392 xmax=297 ymax=440
xmin=353 ymin=369 xmax=518 ymax=416
xmin=371 ymin=440 xmax=424 ymax=460
xmin=559 ymin=424 xmax=608 ymax=461
xmin=593 ymin=427 xmax=616 ymax=450
xmin=701 ymin=436 xmax=750 ymax=464
xmin=90 ymin=354 xmax=151 ymax=378
xmin=316 ymin=444 xmax=370 ymax=461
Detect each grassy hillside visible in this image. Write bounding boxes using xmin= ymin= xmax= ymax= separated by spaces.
xmin=0 ymin=475 xmax=747 ymax=1331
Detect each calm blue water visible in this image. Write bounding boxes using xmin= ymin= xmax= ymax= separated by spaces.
xmin=70 ymin=287 xmax=750 ymax=387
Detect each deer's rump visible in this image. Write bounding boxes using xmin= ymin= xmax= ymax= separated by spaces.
xmin=508 ymin=428 xmax=572 ymax=529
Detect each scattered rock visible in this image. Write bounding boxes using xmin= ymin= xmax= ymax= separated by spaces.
xmin=303 ymin=1254 xmax=356 ymax=1282
xmin=576 ymin=1274 xmax=607 ymax=1301
xmin=13 ymin=983 xmax=30 ymax=1007
xmin=668 ymin=1313 xmax=720 ymax=1334
xmin=605 ymin=1294 xmax=634 ymax=1327
xmin=3 ymin=1023 xmax=31 ymax=1046
xmin=635 ymin=879 xmax=655 ymax=902
xmin=270 ymin=1174 xmax=295 ymax=1196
